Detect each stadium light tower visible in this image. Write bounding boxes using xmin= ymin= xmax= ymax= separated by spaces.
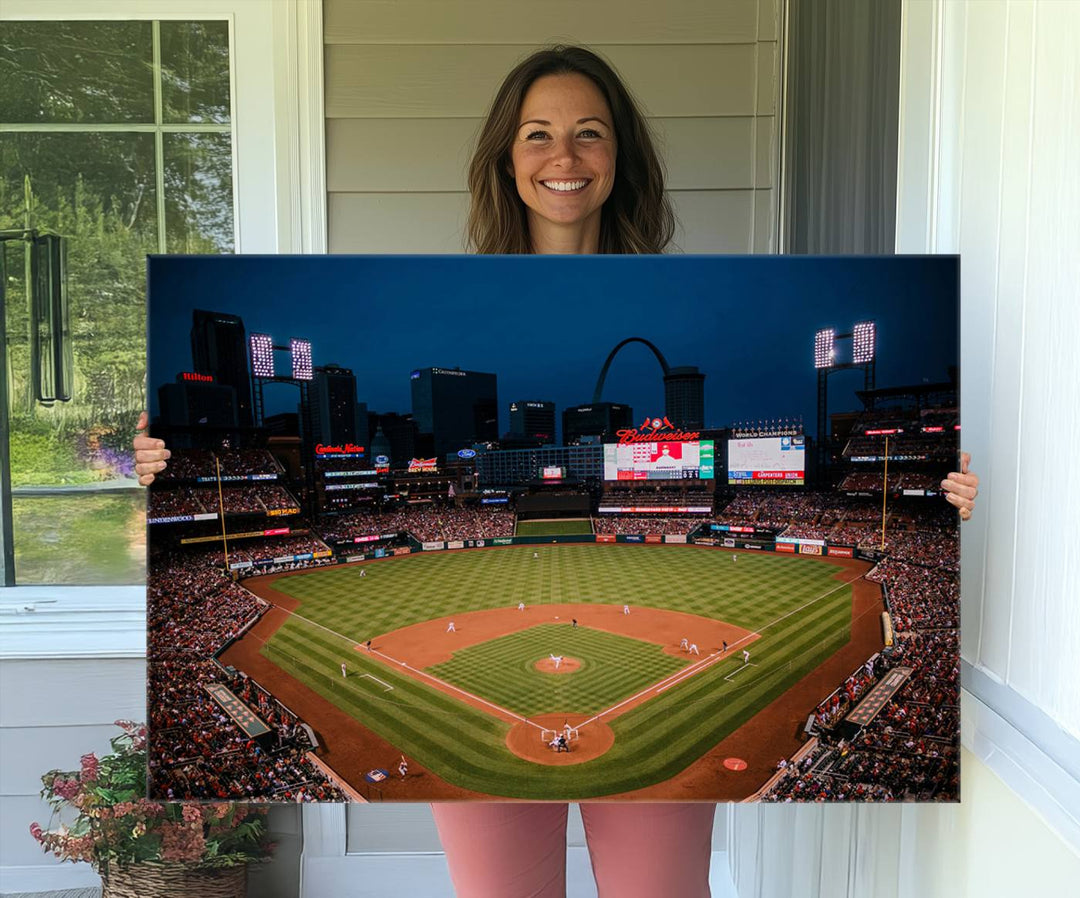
xmin=814 ymin=329 xmax=835 ymax=369
xmin=249 ymin=332 xmax=319 ymax=515
xmin=813 ymin=320 xmax=877 ymax=470
xmin=852 ymin=321 xmax=876 ymax=364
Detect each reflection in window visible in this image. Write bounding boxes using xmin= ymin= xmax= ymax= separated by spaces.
xmin=0 ymin=20 xmax=233 ymax=584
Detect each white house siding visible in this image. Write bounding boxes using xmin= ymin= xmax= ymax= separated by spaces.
xmin=324 ymin=0 xmax=781 ymax=254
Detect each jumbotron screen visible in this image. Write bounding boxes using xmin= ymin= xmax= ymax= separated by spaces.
xmin=728 ymin=436 xmax=805 ymax=485
xmin=603 ymin=441 xmax=714 ymax=481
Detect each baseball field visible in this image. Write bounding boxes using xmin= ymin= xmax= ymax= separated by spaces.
xmin=224 ymin=542 xmax=882 ymax=801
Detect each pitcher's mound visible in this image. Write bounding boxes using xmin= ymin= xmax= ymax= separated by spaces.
xmin=534 ymin=656 xmax=582 ymax=674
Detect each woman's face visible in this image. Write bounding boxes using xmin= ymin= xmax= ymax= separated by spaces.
xmin=509 ymin=73 xmax=616 ymax=239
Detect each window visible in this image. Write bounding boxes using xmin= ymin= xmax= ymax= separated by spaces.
xmin=1 ymin=19 xmax=234 ymax=584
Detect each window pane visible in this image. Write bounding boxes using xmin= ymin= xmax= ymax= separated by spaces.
xmin=164 ymin=132 xmax=235 ymax=253
xmin=160 ymin=21 xmax=232 ymax=124
xmin=12 ymin=492 xmax=146 ymax=585
xmin=1 ymin=19 xmax=235 ymax=586
xmin=0 ymin=22 xmax=154 ymax=124
xmin=2 ymin=132 xmax=155 ymax=584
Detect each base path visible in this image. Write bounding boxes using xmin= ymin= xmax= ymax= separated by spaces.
xmin=374 ymin=603 xmax=754 ymax=668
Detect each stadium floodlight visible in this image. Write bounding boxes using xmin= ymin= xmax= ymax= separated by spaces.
xmin=814 ymin=329 xmax=835 ymax=369
xmin=291 ymin=338 xmax=313 ymax=381
xmin=853 ymin=321 xmax=876 ymax=364
xmin=250 ymin=333 xmax=275 ymax=378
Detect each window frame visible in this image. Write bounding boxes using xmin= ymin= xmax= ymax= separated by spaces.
xmin=895 ymin=0 xmax=1080 ymax=853
xmin=0 ymin=0 xmax=326 ymax=655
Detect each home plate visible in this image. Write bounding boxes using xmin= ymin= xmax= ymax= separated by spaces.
xmin=724 ymin=758 xmax=748 ymax=771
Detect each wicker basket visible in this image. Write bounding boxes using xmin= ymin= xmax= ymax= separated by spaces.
xmin=101 ymin=862 xmax=247 ymax=898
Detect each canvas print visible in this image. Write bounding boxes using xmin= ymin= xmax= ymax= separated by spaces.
xmin=146 ymin=254 xmax=959 ymax=802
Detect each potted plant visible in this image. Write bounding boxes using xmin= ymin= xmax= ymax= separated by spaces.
xmin=30 ymin=720 xmax=273 ymax=897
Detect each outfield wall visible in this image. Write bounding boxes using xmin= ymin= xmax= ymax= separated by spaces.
xmin=330 ymin=533 xmax=865 ymax=562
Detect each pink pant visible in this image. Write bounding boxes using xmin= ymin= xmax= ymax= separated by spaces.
xmin=431 ymin=802 xmax=716 ymax=898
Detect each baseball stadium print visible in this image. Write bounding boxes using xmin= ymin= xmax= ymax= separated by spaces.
xmin=146 ymin=255 xmax=960 ymax=803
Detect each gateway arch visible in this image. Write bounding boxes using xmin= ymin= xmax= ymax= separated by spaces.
xmin=591 ymin=337 xmax=704 ymax=430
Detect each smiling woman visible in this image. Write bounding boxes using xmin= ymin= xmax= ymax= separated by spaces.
xmin=466 ymin=45 xmax=674 ymax=255
xmin=510 ymin=73 xmax=617 ymax=252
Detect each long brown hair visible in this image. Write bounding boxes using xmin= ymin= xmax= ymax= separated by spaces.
xmin=467 ymin=46 xmax=675 ymax=254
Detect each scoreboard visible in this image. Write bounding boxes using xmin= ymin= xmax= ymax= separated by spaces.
xmin=727 ymin=436 xmax=805 ymax=485
xmin=603 ymin=440 xmax=714 ymax=481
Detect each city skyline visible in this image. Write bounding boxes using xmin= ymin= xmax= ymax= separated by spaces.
xmin=149 ymin=255 xmax=958 ymax=444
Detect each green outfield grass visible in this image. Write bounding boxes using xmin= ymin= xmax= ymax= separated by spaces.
xmin=515 ymin=519 xmax=593 ymax=535
xmin=428 ymin=623 xmax=689 ymax=717
xmin=258 ymin=544 xmax=862 ymax=798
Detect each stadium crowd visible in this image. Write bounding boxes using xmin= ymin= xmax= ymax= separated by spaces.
xmin=592 ymin=515 xmax=703 ymax=535
xmin=147 ymin=546 xmax=346 ymax=801
xmin=318 ymin=506 xmax=515 ymax=543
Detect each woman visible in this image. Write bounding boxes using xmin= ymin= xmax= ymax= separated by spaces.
xmin=135 ymin=46 xmax=979 ymax=898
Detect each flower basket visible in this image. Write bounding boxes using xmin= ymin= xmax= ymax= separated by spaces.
xmin=101 ymin=862 xmax=247 ymax=898
xmin=31 ymin=722 xmax=273 ymax=888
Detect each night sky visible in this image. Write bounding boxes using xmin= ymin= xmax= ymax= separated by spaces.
xmin=148 ymin=255 xmax=958 ymax=440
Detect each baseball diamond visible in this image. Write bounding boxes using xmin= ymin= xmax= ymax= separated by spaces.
xmin=220 ymin=543 xmax=883 ymax=800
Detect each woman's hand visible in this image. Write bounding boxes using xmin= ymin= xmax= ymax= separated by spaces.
xmin=133 ymin=411 xmax=170 ymax=486
xmin=941 ymin=451 xmax=979 ymax=521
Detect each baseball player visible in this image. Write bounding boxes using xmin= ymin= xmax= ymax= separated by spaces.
xmin=518 ymin=602 xmax=526 ymax=611
xmin=341 ymin=662 xmax=347 ymax=678
xmin=398 ymin=755 xmax=408 ymax=778
xmin=563 ymin=721 xmax=573 ymax=738
xmin=365 ymin=639 xmax=372 ymax=652
xmin=533 ymin=552 xmax=539 ymax=559
xmin=743 ymin=649 xmax=750 ymax=664
xmin=679 ymin=637 xmax=689 ymax=651
xmin=688 ymin=643 xmax=700 ymax=655
xmin=732 ymin=554 xmax=737 ymax=563
xmin=722 ymin=640 xmax=728 ymax=653
xmin=571 ymin=618 xmax=578 ymax=628
xmin=359 ymin=568 xmax=367 ymax=577
xmin=622 ymin=604 xmax=630 ymax=615
xmin=447 ymin=620 xmax=456 ymax=633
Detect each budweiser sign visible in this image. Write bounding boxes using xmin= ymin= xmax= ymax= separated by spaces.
xmin=617 ymin=416 xmax=700 ymax=444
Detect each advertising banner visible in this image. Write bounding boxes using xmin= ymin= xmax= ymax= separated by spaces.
xmin=422 ymin=541 xmax=445 ymax=551
xmin=776 ymin=542 xmax=796 ymax=553
xmin=827 ymin=546 xmax=854 ymax=558
xmin=664 ymin=534 xmax=687 ymax=544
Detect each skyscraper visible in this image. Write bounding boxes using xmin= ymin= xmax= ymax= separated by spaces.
xmin=664 ymin=366 xmax=706 ymax=430
xmin=309 ymin=364 xmax=367 ymax=449
xmin=410 ymin=367 xmax=498 ymax=459
xmin=562 ymin=402 xmax=633 ymax=445
xmin=190 ymin=309 xmax=253 ymax=426
xmin=508 ymin=400 xmax=556 ymax=443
